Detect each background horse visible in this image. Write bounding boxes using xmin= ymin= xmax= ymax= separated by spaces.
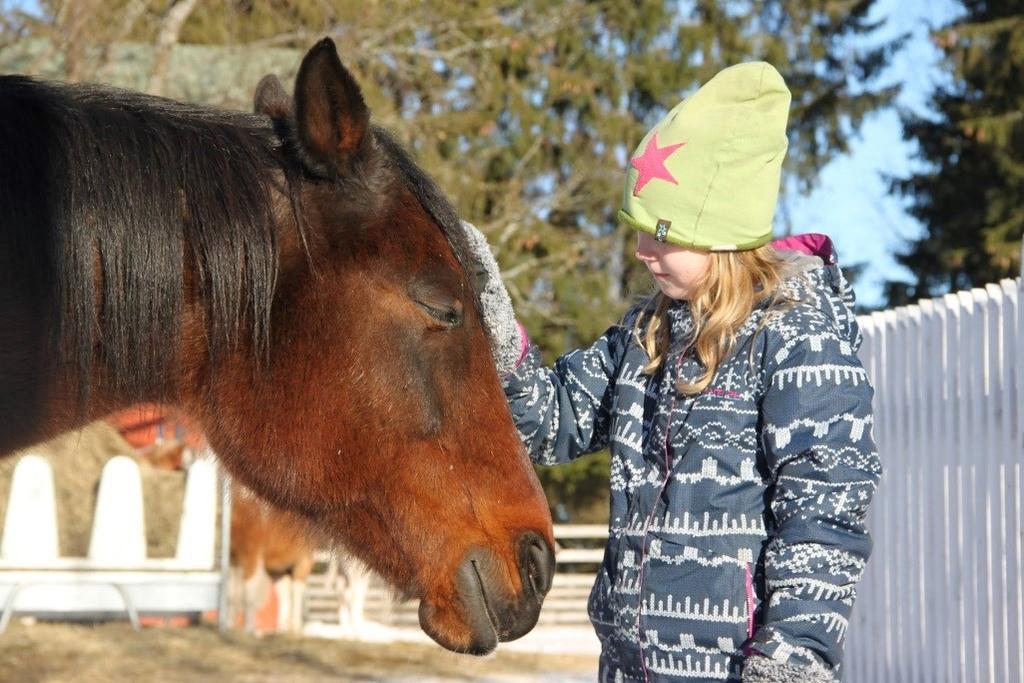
xmin=228 ymin=482 xmax=317 ymax=636
xmin=0 ymin=38 xmax=554 ymax=654
xmin=135 ymin=440 xmax=190 ymax=472
xmin=135 ymin=436 xmax=315 ymax=635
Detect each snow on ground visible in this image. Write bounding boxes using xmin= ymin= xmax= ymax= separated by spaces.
xmin=305 ymin=620 xmax=600 ymax=681
xmin=1 ymin=621 xmax=599 ymax=682
xmin=305 ymin=620 xmax=600 ymax=657
xmin=380 ymin=675 xmax=595 ymax=682
xmin=498 ymin=625 xmax=600 ymax=656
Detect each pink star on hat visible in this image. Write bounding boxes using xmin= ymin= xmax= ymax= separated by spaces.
xmin=630 ymin=133 xmax=686 ymax=196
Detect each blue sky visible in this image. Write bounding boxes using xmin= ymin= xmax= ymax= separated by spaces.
xmin=786 ymin=0 xmax=963 ymax=307
xmin=9 ymin=0 xmax=963 ymax=307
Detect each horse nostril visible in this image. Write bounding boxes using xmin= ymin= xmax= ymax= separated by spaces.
xmin=519 ymin=533 xmax=555 ymax=599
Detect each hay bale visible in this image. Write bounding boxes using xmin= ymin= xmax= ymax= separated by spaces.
xmin=139 ymin=464 xmax=186 ymax=558
xmin=0 ymin=422 xmax=187 ymax=558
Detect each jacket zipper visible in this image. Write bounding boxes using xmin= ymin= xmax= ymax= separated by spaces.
xmin=745 ymin=562 xmax=756 ymax=640
xmin=637 ymin=353 xmax=693 ymax=683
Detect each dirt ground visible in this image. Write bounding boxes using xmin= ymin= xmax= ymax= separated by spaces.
xmin=0 ymin=621 xmax=598 ymax=683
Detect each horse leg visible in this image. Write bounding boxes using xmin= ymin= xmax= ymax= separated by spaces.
xmin=243 ymin=557 xmax=266 ymax=635
xmin=274 ymin=574 xmax=292 ymax=634
xmin=289 ymin=553 xmax=315 ymax=634
xmin=227 ymin=565 xmax=244 ymax=629
xmin=336 ymin=558 xmax=353 ymax=636
xmin=351 ymin=569 xmax=369 ymax=633
xmin=336 ymin=556 xmax=369 ymax=637
xmin=288 ymin=577 xmax=305 ymax=634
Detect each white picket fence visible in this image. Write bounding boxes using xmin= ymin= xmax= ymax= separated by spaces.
xmin=0 ymin=454 xmax=222 ymax=630
xmin=846 ymin=278 xmax=1024 ymax=682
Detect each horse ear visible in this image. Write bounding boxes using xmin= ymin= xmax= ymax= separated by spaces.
xmin=293 ymin=38 xmax=370 ymax=175
xmin=253 ymin=74 xmax=291 ymax=118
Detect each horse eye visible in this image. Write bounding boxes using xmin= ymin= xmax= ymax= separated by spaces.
xmin=416 ymin=300 xmax=462 ymax=327
xmin=408 ymin=279 xmax=464 ymax=328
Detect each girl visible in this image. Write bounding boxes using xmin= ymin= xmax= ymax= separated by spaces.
xmin=464 ymin=62 xmax=879 ymax=682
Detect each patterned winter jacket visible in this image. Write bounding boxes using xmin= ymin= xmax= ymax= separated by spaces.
xmin=503 ymin=235 xmax=880 ymax=682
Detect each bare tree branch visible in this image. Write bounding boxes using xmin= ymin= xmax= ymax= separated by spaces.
xmin=22 ymin=0 xmax=70 ymax=75
xmin=148 ymin=0 xmax=201 ymax=96
xmin=97 ymin=0 xmax=149 ymax=78
xmin=62 ymin=0 xmax=105 ymax=82
xmin=0 ymin=3 xmax=29 ymax=53
xmin=241 ymin=30 xmax=318 ymax=50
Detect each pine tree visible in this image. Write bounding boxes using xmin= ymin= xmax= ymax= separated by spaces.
xmin=336 ymin=0 xmax=905 ymax=354
xmin=888 ymin=2 xmax=1023 ymax=305
xmin=2 ymin=0 xmax=903 ymax=346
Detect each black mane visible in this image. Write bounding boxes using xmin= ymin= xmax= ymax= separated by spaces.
xmin=0 ymin=75 xmax=285 ymax=399
xmin=0 ymin=76 xmax=476 ymax=402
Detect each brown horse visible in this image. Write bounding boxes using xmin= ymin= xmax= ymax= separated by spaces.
xmin=135 ymin=440 xmax=190 ymax=471
xmin=135 ymin=438 xmax=315 ymax=634
xmin=0 ymin=38 xmax=554 ymax=653
xmin=228 ymin=483 xmax=317 ymax=635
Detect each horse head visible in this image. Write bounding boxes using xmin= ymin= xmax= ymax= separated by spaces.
xmin=0 ymin=37 xmax=554 ymax=653
xmin=190 ymin=39 xmax=555 ymax=653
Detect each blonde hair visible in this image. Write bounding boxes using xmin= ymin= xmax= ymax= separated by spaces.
xmin=632 ymin=244 xmax=789 ymax=395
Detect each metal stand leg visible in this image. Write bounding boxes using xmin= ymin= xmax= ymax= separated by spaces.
xmin=218 ymin=465 xmax=233 ymax=633
xmin=0 ymin=584 xmax=24 ymax=634
xmin=111 ymin=584 xmax=141 ymax=630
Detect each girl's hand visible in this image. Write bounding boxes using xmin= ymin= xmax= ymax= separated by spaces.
xmin=456 ymin=220 xmax=524 ymax=375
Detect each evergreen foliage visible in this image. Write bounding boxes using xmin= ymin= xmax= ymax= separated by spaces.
xmin=888 ymin=2 xmax=1023 ymax=305
xmin=1 ymin=0 xmax=902 ymax=520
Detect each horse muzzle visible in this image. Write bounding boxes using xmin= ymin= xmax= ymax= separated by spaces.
xmin=419 ymin=532 xmax=555 ymax=654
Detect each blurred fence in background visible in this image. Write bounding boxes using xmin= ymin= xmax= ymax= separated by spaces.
xmin=847 ymin=277 xmax=1023 ymax=682
xmin=0 ymin=454 xmax=222 ymax=631
xmin=305 ymin=524 xmax=607 ymax=629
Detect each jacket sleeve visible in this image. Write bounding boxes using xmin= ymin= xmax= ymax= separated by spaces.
xmin=501 ymin=318 xmax=632 ymax=466
xmin=747 ymin=311 xmax=881 ymax=675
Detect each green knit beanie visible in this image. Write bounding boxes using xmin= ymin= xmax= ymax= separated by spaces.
xmin=618 ymin=62 xmax=791 ymax=251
